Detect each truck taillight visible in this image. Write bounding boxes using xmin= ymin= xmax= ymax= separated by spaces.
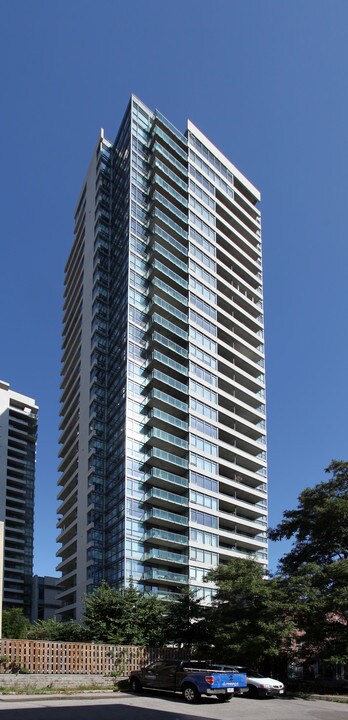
xmin=205 ymin=675 xmax=215 ymax=685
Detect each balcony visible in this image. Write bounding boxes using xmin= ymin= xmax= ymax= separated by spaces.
xmin=151 ymin=141 xmax=187 ymax=178
xmin=145 ymin=507 xmax=188 ymax=527
xmin=145 ymin=487 xmax=188 ymax=509
xmin=146 ymin=447 xmax=188 ymax=471
xmin=148 ymin=408 xmax=188 ymax=433
xmin=151 ymin=125 xmax=187 ymax=161
xmin=150 ymin=295 xmax=188 ymax=326
xmin=147 ymin=388 xmax=188 ymax=414
xmin=146 ymin=467 xmax=188 ymax=490
xmin=149 ymin=277 xmax=187 ymax=310
xmin=144 ymin=527 xmax=188 ymax=546
xmin=143 ymin=567 xmax=188 ymax=585
xmin=143 ymin=548 xmax=188 ymax=565
xmin=147 ymin=427 xmax=188 ymax=453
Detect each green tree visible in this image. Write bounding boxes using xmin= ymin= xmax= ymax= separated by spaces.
xmin=2 ymin=608 xmax=30 ymax=639
xmin=83 ymin=581 xmax=166 ymax=645
xmin=165 ymin=587 xmax=212 ymax=648
xmin=268 ymin=460 xmax=348 ymax=573
xmin=269 ymin=461 xmax=348 ymax=665
xmin=27 ymin=618 xmax=90 ymax=642
xmin=205 ymin=558 xmax=291 ymax=672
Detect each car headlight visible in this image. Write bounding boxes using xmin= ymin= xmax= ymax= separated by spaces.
xmin=259 ymin=684 xmax=271 ymax=689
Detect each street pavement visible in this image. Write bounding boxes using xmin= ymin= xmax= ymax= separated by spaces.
xmin=0 ymin=690 xmax=347 ymax=720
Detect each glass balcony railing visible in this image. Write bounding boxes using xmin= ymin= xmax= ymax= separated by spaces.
xmin=220 ymin=526 xmax=268 ymax=544
xmin=145 ymin=507 xmax=188 ymax=526
xmin=151 ymin=295 xmax=187 ymax=324
xmin=152 ymin=142 xmax=187 ymax=177
xmin=151 ymin=330 xmax=188 ymax=358
xmin=152 ymin=224 xmax=187 ymax=257
xmin=147 ymin=447 xmax=188 ymax=469
xmin=144 ymin=527 xmax=188 ymax=545
xmin=151 ymin=278 xmax=187 ymax=308
xmin=144 ymin=548 xmax=188 ymax=564
xmin=148 ymin=388 xmax=188 ymax=412
xmin=150 ymin=368 xmax=188 ymax=394
xmin=144 ymin=567 xmax=189 ymax=584
xmin=153 ymin=158 xmax=187 ymax=192
xmin=151 ymin=125 xmax=187 ymax=161
xmin=151 ymin=207 xmax=187 ymax=241
xmin=151 ymin=350 xmax=187 ymax=377
xmin=148 ymin=427 xmax=188 ymax=450
xmin=151 ymin=240 xmax=188 ymax=273
xmin=153 ymin=175 xmax=188 ymax=208
xmin=149 ymin=408 xmax=188 ymax=431
xmin=151 ymin=259 xmax=188 ymax=290
xmin=151 ymin=314 xmax=188 ymax=341
xmin=146 ymin=467 xmax=188 ymax=488
xmin=145 ymin=487 xmax=188 ymax=506
xmin=154 ymin=111 xmax=188 ymax=147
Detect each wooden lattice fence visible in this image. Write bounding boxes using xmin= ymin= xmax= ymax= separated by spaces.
xmin=0 ymin=640 xmax=188 ymax=675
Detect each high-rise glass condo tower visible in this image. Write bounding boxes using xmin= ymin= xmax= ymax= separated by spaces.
xmin=0 ymin=381 xmax=37 ymax=617
xmin=57 ymin=96 xmax=267 ymax=620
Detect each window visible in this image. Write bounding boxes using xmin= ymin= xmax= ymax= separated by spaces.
xmin=190 ymin=293 xmax=216 ymax=320
xmin=189 ymin=327 xmax=217 ymax=354
xmin=190 ymin=361 xmax=217 ymax=387
xmin=190 ymin=547 xmax=218 ymax=565
xmin=189 ymin=566 xmax=207 ymax=583
xmin=191 ymin=471 xmax=218 ymax=493
xmin=190 ymin=344 xmax=216 ymax=369
xmin=190 ymin=509 xmax=218 ymax=528
xmin=189 ymin=164 xmax=215 ymax=195
xmin=189 ymin=150 xmax=233 ymax=198
xmin=191 ymin=489 xmax=218 ymax=511
xmin=190 ymin=453 xmax=217 ymax=475
xmin=191 ymin=435 xmax=217 ymax=457
xmin=191 ymin=416 xmax=217 ymax=438
xmin=190 ymin=379 xmax=217 ymax=404
xmin=190 ymin=212 xmax=215 ymax=240
xmin=190 ymin=243 xmax=216 ymax=272
xmin=190 ymin=261 xmax=216 ymax=288
xmin=189 ymin=196 xmax=215 ymax=225
xmin=190 ymin=528 xmax=218 ymax=546
xmin=189 ymin=276 xmax=216 ymax=304
xmin=189 ymin=134 xmax=233 ymax=184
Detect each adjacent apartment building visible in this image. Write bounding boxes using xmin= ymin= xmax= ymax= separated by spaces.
xmin=0 ymin=381 xmax=37 ymax=617
xmin=57 ymin=96 xmax=267 ymax=621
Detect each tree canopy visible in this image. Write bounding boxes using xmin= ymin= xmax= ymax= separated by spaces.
xmin=83 ymin=581 xmax=166 ymax=645
xmin=205 ymin=558 xmax=291 ymax=671
xmin=1 ymin=608 xmax=30 ymax=639
xmin=269 ymin=461 xmax=348 ymax=665
xmin=165 ymin=587 xmax=211 ymax=647
xmin=269 ymin=460 xmax=348 ymax=572
xmin=27 ymin=618 xmax=90 ymax=642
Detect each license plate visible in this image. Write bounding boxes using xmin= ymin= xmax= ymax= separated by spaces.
xmin=227 ymin=688 xmax=234 ymax=693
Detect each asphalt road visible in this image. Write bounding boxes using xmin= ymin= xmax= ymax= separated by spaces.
xmin=0 ymin=691 xmax=347 ymax=720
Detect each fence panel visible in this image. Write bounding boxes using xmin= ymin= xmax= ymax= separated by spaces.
xmin=0 ymin=640 xmax=188 ymax=675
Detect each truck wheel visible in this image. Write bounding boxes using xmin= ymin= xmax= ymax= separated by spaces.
xmin=182 ymin=683 xmax=200 ymax=703
xmin=216 ymin=695 xmax=232 ymax=702
xmin=130 ymin=677 xmax=142 ymax=693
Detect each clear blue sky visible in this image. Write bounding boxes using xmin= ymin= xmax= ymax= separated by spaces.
xmin=1 ymin=0 xmax=347 ymax=577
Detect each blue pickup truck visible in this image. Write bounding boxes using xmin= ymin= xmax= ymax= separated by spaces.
xmin=129 ymin=659 xmax=247 ymax=703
